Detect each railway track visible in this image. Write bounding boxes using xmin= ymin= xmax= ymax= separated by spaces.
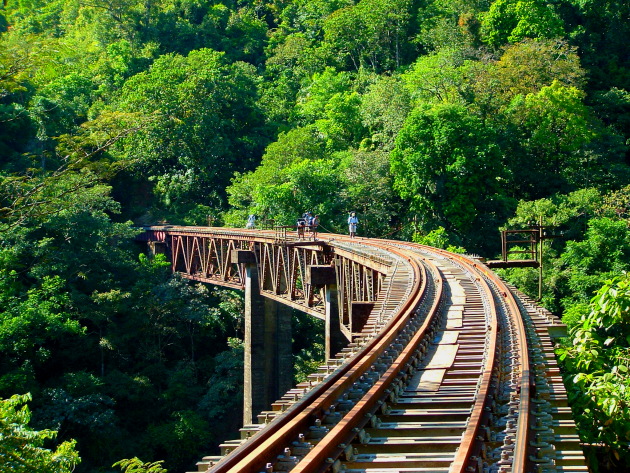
xmin=174 ymin=232 xmax=587 ymax=473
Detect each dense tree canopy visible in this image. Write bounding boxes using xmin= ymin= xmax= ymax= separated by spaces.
xmin=2 ymin=0 xmax=630 ymax=470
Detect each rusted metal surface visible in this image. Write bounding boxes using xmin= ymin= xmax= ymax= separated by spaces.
xmin=485 ymin=259 xmax=540 ymax=269
xmin=137 ymin=227 xmax=588 ymax=473
xmin=141 ymin=226 xmax=388 ymax=321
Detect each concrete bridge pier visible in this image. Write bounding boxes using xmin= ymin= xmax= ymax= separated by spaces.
xmin=235 ymin=250 xmax=293 ymax=426
xmin=325 ymin=282 xmax=347 ymax=361
xmin=309 ymin=265 xmax=348 ymax=361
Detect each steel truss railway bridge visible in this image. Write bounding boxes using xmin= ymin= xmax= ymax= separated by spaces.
xmin=140 ymin=226 xmax=588 ymax=473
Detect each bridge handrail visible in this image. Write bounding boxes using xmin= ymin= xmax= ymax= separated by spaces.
xmin=139 ymin=225 xmax=395 ymax=270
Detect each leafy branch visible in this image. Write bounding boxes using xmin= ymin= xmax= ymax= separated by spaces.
xmin=113 ymin=457 xmax=168 ymax=473
xmin=0 ymin=111 xmax=157 ymax=233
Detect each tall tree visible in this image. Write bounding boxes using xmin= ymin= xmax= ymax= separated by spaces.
xmin=112 ymin=48 xmax=266 ymax=221
xmin=481 ymin=0 xmax=565 ymax=48
xmin=503 ymin=81 xmax=624 ymax=199
xmin=390 ymin=103 xmax=506 ymax=247
xmin=323 ymin=0 xmax=415 ymax=72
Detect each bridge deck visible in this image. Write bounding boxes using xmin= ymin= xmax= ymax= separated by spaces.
xmin=137 ymin=227 xmax=585 ymax=473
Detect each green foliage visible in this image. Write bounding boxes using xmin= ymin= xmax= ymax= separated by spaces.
xmin=112 ymin=48 xmax=266 ymax=221
xmin=502 ymin=81 xmax=621 ymax=198
xmin=560 ymin=218 xmax=630 ymax=304
xmin=0 ymin=157 xmax=242 ymax=472
xmin=565 ymin=0 xmax=630 ymax=91
xmin=412 ymin=226 xmax=466 ymax=253
xmin=292 ymin=312 xmax=324 ymax=383
xmin=2 ymin=0 xmax=630 ymax=469
xmin=506 ymin=188 xmax=602 ymax=234
xmin=402 ymin=49 xmax=468 ymax=106
xmin=0 ymin=393 xmax=81 ymax=473
xmin=558 ymin=275 xmax=630 ymax=466
xmin=0 ymin=276 xmax=83 ymax=393
xmin=489 ymin=39 xmax=585 ymax=100
xmin=322 ymin=0 xmax=415 ymax=72
xmin=260 ymin=34 xmax=323 ymax=125
xmin=360 ymin=75 xmax=411 ymax=149
xmin=598 ymin=185 xmax=630 ymax=221
xmin=481 ymin=0 xmax=565 ymax=48
xmin=225 ymin=125 xmax=331 ymax=226
xmin=338 ymin=149 xmax=403 ymax=237
xmin=414 ymin=0 xmax=481 ymax=53
xmin=294 ymin=342 xmax=324 ymax=384
xmin=296 ymin=67 xmax=353 ymax=122
xmin=113 ymin=457 xmax=167 ymax=473
xmin=278 ymin=0 xmax=353 ymax=40
xmin=501 ymin=190 xmax=622 ymax=311
xmin=226 ymin=131 xmax=400 ymax=236
xmin=147 ymin=410 xmax=211 ymax=472
xmin=391 ymin=103 xmax=504 ymax=238
xmin=257 ymin=157 xmax=344 ymax=226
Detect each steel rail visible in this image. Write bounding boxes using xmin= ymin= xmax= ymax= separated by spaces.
xmin=290 ymin=250 xmax=443 ymax=473
xmin=437 ymin=251 xmax=498 ymax=473
xmin=408 ymin=243 xmax=531 ymax=473
xmin=324 ymin=237 xmax=528 ymax=473
xmin=311 ymin=239 xmax=499 ymax=473
xmin=481 ymin=264 xmax=532 ymax=473
xmin=239 ymin=234 xmax=501 ymax=473
xmin=209 ymin=239 xmax=428 ymax=472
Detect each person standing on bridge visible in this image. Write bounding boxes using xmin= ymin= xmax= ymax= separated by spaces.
xmin=311 ymin=215 xmax=319 ymax=239
xmin=246 ymin=214 xmax=256 ymax=229
xmin=297 ymin=217 xmax=306 ymax=240
xmin=348 ymin=212 xmax=358 ymax=238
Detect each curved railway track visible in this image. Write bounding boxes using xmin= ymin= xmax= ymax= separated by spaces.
xmin=160 ymin=230 xmax=587 ymax=473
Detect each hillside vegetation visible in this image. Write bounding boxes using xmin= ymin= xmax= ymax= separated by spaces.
xmin=1 ymin=0 xmax=629 ymax=471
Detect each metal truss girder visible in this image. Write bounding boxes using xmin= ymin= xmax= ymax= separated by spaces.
xmin=148 ymin=229 xmax=391 ymax=330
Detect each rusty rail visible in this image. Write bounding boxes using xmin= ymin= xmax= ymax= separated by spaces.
xmin=209 ymin=242 xmax=426 ymax=472
xmin=302 ymin=239 xmax=501 ymax=473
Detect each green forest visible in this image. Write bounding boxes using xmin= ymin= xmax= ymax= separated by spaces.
xmin=0 ymin=0 xmax=629 ymax=471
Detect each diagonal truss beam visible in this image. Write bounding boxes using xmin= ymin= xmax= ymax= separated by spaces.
xmin=145 ymin=229 xmax=390 ymax=330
